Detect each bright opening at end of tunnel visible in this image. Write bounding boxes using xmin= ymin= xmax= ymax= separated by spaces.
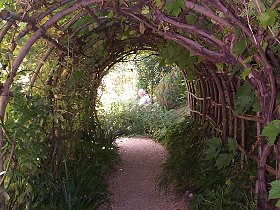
xmin=99 ymin=61 xmax=139 ymax=110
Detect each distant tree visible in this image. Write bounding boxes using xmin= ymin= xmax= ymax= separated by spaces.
xmin=135 ymin=53 xmax=172 ymax=98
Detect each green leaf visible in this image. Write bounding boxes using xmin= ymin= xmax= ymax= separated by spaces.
xmin=262 ymin=120 xmax=280 ymax=145
xmin=206 ymin=137 xmax=222 ymax=149
xmin=276 ymin=200 xmax=280 ymax=207
xmin=3 ymin=191 xmax=10 ymax=201
xmin=259 ymin=9 xmax=278 ymax=28
xmin=262 ymin=41 xmax=268 ymax=51
xmin=233 ymin=37 xmax=247 ymax=55
xmin=228 ymin=138 xmax=237 ymax=152
xmin=215 ymin=153 xmax=233 ymax=169
xmin=243 ymin=56 xmax=253 ymax=64
xmin=269 ymin=180 xmax=280 ymax=200
xmin=252 ymin=97 xmax=260 ymax=112
xmin=235 ymin=82 xmax=255 ymax=114
xmin=141 ymin=6 xmax=150 ymax=15
xmin=107 ymin=11 xmax=114 ymax=18
xmin=205 ymin=137 xmax=222 ymax=160
xmin=235 ymin=95 xmax=253 ymax=114
xmin=205 ymin=147 xmax=221 ymax=160
xmin=216 ymin=63 xmax=223 ymax=72
xmin=241 ymin=67 xmax=251 ymax=80
xmin=164 ymin=0 xmax=184 ymax=17
xmin=155 ymin=0 xmax=161 ymax=7
xmin=185 ymin=15 xmax=197 ymax=24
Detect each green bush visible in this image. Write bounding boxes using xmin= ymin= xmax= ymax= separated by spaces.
xmin=3 ymin=84 xmax=119 ymax=210
xmin=99 ymin=101 xmax=182 ymax=140
xmin=157 ymin=117 xmax=214 ymax=193
xmin=32 ymin=132 xmax=118 ymax=209
xmin=156 ymin=117 xmax=258 ymax=209
xmin=155 ymin=70 xmax=186 ymax=110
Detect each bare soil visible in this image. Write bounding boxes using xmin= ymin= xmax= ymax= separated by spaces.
xmin=102 ymin=137 xmax=187 ymax=210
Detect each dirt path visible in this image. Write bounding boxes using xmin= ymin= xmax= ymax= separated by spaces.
xmin=105 ymin=137 xmax=186 ymax=210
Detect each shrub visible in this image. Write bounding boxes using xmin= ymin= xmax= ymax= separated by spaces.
xmin=99 ymin=101 xmax=183 ymax=141
xmin=157 ymin=117 xmax=213 ymax=193
xmin=155 ymin=70 xmax=186 ymax=110
xmin=156 ymin=117 xmax=258 ymax=209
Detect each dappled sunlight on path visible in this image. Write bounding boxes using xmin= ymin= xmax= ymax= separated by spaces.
xmin=104 ymin=137 xmax=187 ymax=210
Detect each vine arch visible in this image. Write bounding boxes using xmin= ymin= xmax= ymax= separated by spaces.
xmin=0 ymin=0 xmax=279 ymax=209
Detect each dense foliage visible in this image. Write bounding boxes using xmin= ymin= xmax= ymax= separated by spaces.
xmin=155 ymin=69 xmax=186 ymax=109
xmin=157 ymin=117 xmax=259 ymax=209
xmin=1 ymin=61 xmax=119 ymax=209
xmin=135 ymin=54 xmax=172 ymax=97
xmin=100 ymin=101 xmax=182 ymax=140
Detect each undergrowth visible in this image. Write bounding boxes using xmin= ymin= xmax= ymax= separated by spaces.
xmin=4 ymin=86 xmax=119 ymax=209
xmin=100 ymin=101 xmax=183 ymax=140
xmin=33 ymin=131 xmax=119 ymax=209
xmin=156 ymin=117 xmax=258 ymax=209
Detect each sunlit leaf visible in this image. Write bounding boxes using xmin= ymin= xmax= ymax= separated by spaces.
xmin=141 ymin=6 xmax=150 ymax=15
xmin=241 ymin=67 xmax=251 ymax=80
xmin=107 ymin=11 xmax=114 ymax=18
xmin=269 ymin=180 xmax=280 ymax=199
xmin=155 ymin=0 xmax=161 ymax=7
xmin=3 ymin=191 xmax=10 ymax=201
xmin=243 ymin=56 xmax=253 ymax=64
xmin=259 ymin=9 xmax=278 ymax=28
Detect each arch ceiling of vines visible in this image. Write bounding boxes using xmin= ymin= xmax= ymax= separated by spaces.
xmin=0 ymin=0 xmax=278 ymax=128
xmin=0 ymin=1 xmax=279 ymax=121
xmin=0 ymin=0 xmax=279 ymax=90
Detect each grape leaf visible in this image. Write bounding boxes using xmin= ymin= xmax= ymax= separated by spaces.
xmin=233 ymin=37 xmax=247 ymax=55
xmin=185 ymin=15 xmax=197 ymax=24
xmin=227 ymin=138 xmax=237 ymax=152
xmin=235 ymin=82 xmax=256 ymax=114
xmin=164 ymin=0 xmax=184 ymax=17
xmin=269 ymin=180 xmax=280 ymax=200
xmin=215 ymin=153 xmax=233 ymax=169
xmin=241 ymin=67 xmax=251 ymax=80
xmin=205 ymin=137 xmax=222 ymax=160
xmin=259 ymin=9 xmax=278 ymax=28
xmin=235 ymin=95 xmax=253 ymax=114
xmin=262 ymin=120 xmax=280 ymax=145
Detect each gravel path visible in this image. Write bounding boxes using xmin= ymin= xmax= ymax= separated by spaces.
xmin=104 ymin=137 xmax=187 ymax=210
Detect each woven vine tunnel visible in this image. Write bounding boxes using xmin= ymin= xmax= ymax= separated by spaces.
xmin=0 ymin=0 xmax=279 ymax=209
